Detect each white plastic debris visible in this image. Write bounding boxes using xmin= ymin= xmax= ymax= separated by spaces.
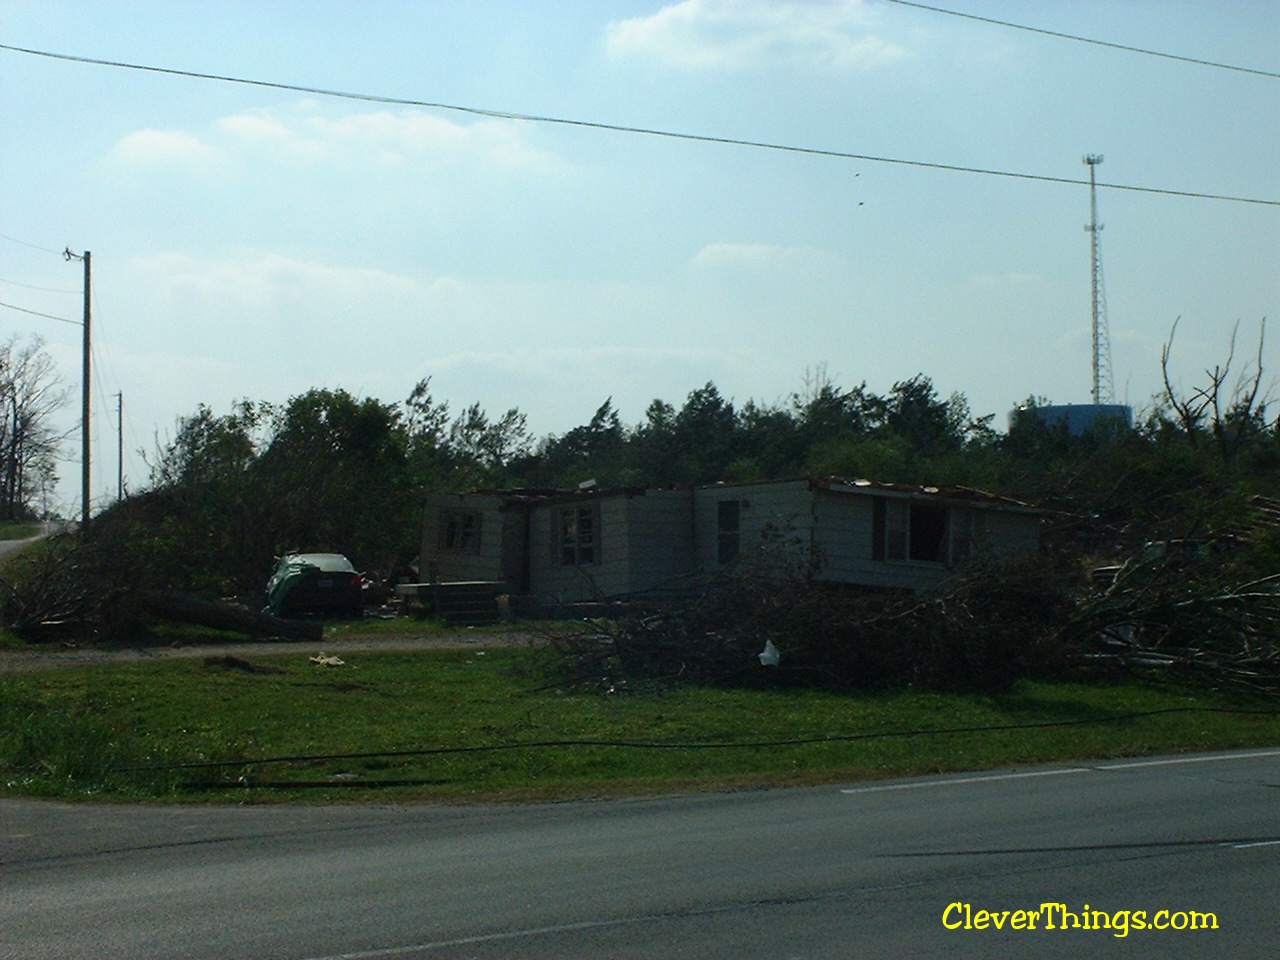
xmin=758 ymin=640 xmax=781 ymax=667
xmin=309 ymin=653 xmax=345 ymax=667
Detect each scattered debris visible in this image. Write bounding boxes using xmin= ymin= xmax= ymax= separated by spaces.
xmin=758 ymin=639 xmax=781 ymax=667
xmin=144 ymin=591 xmax=323 ymax=643
xmin=309 ymin=653 xmax=345 ymax=667
xmin=202 ymin=655 xmax=285 ymax=675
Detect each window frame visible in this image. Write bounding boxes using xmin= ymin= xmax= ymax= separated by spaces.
xmin=717 ymin=499 xmax=742 ymax=565
xmin=872 ymin=496 xmax=952 ymax=565
xmin=555 ymin=503 xmax=601 ymax=567
xmin=438 ymin=508 xmax=482 ymax=554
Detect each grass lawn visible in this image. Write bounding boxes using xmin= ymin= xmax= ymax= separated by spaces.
xmin=3 ymin=645 xmax=1278 ymax=804
xmin=0 ymin=521 xmax=40 ymax=541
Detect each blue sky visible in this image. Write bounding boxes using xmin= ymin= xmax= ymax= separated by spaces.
xmin=2 ymin=1 xmax=1277 ymax=514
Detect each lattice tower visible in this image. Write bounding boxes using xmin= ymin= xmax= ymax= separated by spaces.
xmin=1084 ymin=154 xmax=1115 ymax=405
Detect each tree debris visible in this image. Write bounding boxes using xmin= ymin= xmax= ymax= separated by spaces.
xmin=202 ymin=655 xmax=285 ymax=675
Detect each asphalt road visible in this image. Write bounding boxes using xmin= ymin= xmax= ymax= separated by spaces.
xmin=4 ymin=748 xmax=1278 ymax=959
xmin=0 ymin=522 xmax=52 ymax=560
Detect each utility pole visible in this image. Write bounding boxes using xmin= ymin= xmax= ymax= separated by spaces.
xmin=63 ymin=249 xmax=91 ymax=525
xmin=116 ymin=391 xmax=123 ymax=501
xmin=1083 ymin=155 xmax=1114 ymax=405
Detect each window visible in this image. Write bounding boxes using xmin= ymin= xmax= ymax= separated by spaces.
xmin=556 ymin=504 xmax=600 ymax=566
xmin=908 ymin=502 xmax=948 ymax=563
xmin=717 ymin=500 xmax=741 ymax=565
xmin=872 ymin=497 xmax=949 ymax=564
xmin=950 ymin=507 xmax=976 ymax=562
xmin=439 ymin=509 xmax=481 ymax=554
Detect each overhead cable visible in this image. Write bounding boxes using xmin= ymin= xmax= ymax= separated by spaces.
xmin=117 ymin=705 xmax=1280 ymax=775
xmin=0 ymin=299 xmax=80 ymax=325
xmin=879 ymin=0 xmax=1280 ymax=80
xmin=1 ymin=42 xmax=1276 ymax=208
xmin=0 ymin=276 xmax=80 ymax=294
xmin=0 ymin=231 xmax=66 ymax=255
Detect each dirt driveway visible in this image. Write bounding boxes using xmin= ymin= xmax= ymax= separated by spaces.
xmin=0 ymin=627 xmax=541 ymax=674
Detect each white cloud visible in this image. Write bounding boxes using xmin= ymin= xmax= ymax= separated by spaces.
xmin=216 ymin=105 xmax=559 ymax=172
xmin=691 ymin=242 xmax=828 ymax=269
xmin=972 ymin=271 xmax=1038 ymax=287
xmin=431 ymin=344 xmax=762 ymax=379
xmin=111 ymin=104 xmax=559 ymax=180
xmin=606 ymin=0 xmax=904 ymax=72
xmin=109 ymin=129 xmax=216 ymax=164
xmin=130 ymin=251 xmax=445 ymax=313
xmin=419 ymin=344 xmax=773 ymax=429
xmin=217 ymin=113 xmax=295 ymax=143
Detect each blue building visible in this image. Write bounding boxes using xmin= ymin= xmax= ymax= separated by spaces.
xmin=1008 ymin=403 xmax=1133 ymax=436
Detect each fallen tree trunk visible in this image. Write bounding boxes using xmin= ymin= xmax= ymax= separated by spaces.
xmin=140 ymin=591 xmax=324 ymax=643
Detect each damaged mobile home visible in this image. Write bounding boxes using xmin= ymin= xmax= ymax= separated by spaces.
xmin=417 ymin=478 xmax=1040 ymax=611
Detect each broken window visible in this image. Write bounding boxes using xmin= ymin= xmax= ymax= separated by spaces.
xmin=717 ymin=500 xmax=742 ymax=565
xmin=950 ymin=507 xmax=975 ymax=561
xmin=872 ymin=497 xmax=950 ymax=564
xmin=439 ymin=509 xmax=481 ymax=554
xmin=557 ymin=504 xmax=600 ymax=566
xmin=908 ymin=502 xmax=948 ymax=563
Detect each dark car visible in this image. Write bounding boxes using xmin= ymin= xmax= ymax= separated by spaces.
xmin=265 ymin=553 xmax=364 ymax=619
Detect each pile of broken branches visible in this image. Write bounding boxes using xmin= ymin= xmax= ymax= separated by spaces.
xmin=1069 ymin=556 xmax=1280 ymax=695
xmin=543 ymin=554 xmax=1280 ymax=697
xmin=1 ymin=530 xmax=319 ymax=643
xmin=542 ymin=559 xmax=1072 ymax=695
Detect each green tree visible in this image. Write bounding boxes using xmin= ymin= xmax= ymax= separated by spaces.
xmin=253 ymin=389 xmax=412 ymax=575
xmin=403 ymin=377 xmax=454 ymax=489
xmin=730 ymin=399 xmax=802 ymax=481
xmin=446 ymin=402 xmax=532 ymax=484
xmin=671 ymin=382 xmax=738 ymax=484
xmin=536 ymin=398 xmax=628 ymax=486
xmin=628 ymin=398 xmax=680 ymax=486
xmin=137 ymin=401 xmax=267 ymax=593
xmin=882 ymin=375 xmax=967 ymax=459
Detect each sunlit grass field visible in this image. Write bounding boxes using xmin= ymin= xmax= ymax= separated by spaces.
xmin=3 ymin=645 xmax=1278 ymax=803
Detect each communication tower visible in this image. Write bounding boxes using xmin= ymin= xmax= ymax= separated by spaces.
xmin=1084 ymin=154 xmax=1114 ymax=405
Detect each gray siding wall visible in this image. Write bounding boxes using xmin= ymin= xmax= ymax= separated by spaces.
xmin=812 ymin=489 xmax=953 ymax=591
xmin=693 ymin=481 xmax=815 ymax=576
xmin=419 ymin=493 xmax=508 ymax=583
xmin=421 ymin=484 xmax=1040 ymax=601
xmin=625 ymin=490 xmax=695 ymax=594
xmin=811 ymin=489 xmax=898 ymax=589
xmin=498 ymin=507 xmax=529 ymax=592
xmin=527 ymin=490 xmax=697 ymax=602
xmin=528 ymin=494 xmax=629 ymax=602
xmin=814 ymin=489 xmax=1041 ymax=592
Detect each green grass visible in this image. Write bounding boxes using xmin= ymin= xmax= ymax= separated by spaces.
xmin=0 ymin=522 xmax=40 ymax=541
xmin=2 ymin=647 xmax=1278 ymax=803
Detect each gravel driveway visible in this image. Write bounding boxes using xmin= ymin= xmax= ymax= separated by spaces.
xmin=0 ymin=627 xmax=540 ymax=673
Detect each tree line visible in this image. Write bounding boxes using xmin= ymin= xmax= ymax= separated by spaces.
xmin=3 ymin=315 xmax=1274 ymax=604
xmin=80 ymin=320 xmax=1270 ymax=600
xmin=8 ymin=323 xmax=1280 ymax=692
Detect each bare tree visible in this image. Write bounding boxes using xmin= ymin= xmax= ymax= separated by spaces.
xmin=0 ymin=336 xmax=71 ymax=520
xmin=1160 ymin=318 xmax=1271 ymax=462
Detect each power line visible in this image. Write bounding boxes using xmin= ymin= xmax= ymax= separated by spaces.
xmin=114 ymin=705 xmax=1280 ymax=777
xmin=0 ymin=276 xmax=80 ymax=294
xmin=1 ymin=42 xmax=1276 ymax=208
xmin=0 ymin=299 xmax=80 ymax=325
xmin=879 ymin=0 xmax=1280 ymax=80
xmin=0 ymin=231 xmax=66 ymax=256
